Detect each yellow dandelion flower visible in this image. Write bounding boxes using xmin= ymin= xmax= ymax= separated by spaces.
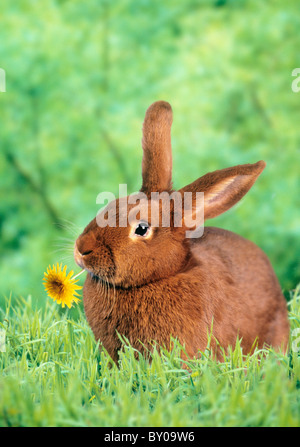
xmin=43 ymin=263 xmax=84 ymax=308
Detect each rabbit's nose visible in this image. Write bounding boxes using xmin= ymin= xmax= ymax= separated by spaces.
xmin=76 ymin=235 xmax=95 ymax=256
xmin=74 ymin=243 xmax=85 ymax=268
xmin=74 ymin=238 xmax=94 ymax=269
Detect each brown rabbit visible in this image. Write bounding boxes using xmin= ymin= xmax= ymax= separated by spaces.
xmin=74 ymin=101 xmax=289 ymax=363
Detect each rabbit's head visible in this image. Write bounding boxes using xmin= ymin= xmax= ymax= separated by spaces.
xmin=74 ymin=101 xmax=265 ymax=288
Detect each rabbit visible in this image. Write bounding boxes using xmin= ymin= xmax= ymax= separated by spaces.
xmin=74 ymin=101 xmax=289 ymax=363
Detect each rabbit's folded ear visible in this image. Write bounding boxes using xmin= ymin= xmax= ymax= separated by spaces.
xmin=179 ymin=161 xmax=266 ymax=223
xmin=140 ymin=101 xmax=173 ymax=195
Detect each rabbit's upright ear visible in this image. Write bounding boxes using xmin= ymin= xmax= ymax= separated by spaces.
xmin=179 ymin=161 xmax=266 ymax=222
xmin=140 ymin=101 xmax=173 ymax=195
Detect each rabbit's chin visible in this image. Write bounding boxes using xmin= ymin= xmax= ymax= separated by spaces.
xmin=79 ymin=261 xmax=117 ymax=285
xmin=82 ymin=268 xmax=108 ymax=284
xmin=88 ymin=271 xmax=102 ymax=281
xmin=77 ymin=261 xmax=99 ymax=280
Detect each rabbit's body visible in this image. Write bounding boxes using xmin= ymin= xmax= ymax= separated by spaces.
xmin=75 ymin=101 xmax=289 ymax=363
xmin=82 ymin=226 xmax=289 ymax=362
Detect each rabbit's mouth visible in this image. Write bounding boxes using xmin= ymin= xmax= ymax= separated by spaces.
xmin=74 ymin=258 xmax=107 ymax=283
xmin=74 ymin=241 xmax=116 ymax=283
xmin=74 ymin=245 xmax=98 ymax=277
xmin=74 ymin=243 xmax=85 ymax=269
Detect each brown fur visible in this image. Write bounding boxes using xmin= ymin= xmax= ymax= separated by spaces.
xmin=74 ymin=101 xmax=289 ymax=363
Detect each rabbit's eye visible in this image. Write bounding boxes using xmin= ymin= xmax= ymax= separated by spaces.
xmin=135 ymin=222 xmax=150 ymax=237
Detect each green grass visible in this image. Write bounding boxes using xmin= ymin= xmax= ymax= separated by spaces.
xmin=1 ymin=286 xmax=300 ymax=427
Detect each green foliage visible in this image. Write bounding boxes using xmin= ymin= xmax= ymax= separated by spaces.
xmin=0 ymin=0 xmax=299 ymax=303
xmin=0 ymin=288 xmax=300 ymax=427
xmin=0 ymin=2 xmax=299 ymax=427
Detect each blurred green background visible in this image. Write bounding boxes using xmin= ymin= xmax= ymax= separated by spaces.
xmin=0 ymin=0 xmax=299 ymax=306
